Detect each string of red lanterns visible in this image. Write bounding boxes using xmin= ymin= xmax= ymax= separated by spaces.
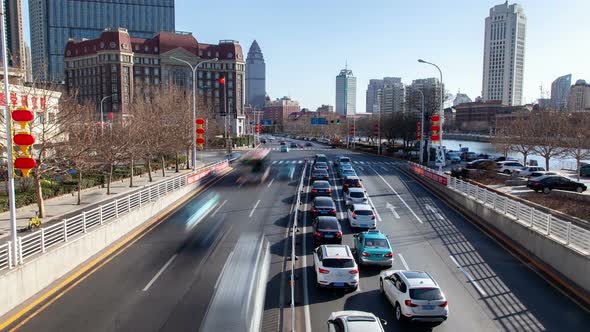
xmin=11 ymin=106 xmax=36 ymax=177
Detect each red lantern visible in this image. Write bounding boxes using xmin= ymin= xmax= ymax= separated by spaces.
xmin=196 ymin=137 xmax=206 ymax=144
xmin=14 ymin=157 xmax=36 ymax=177
xmin=431 ymin=125 xmax=440 ymax=132
xmin=431 ymin=135 xmax=440 ymax=141
xmin=431 ymin=115 xmax=440 ymax=122
xmin=13 ymin=133 xmax=36 ymax=153
xmin=219 ymin=77 xmax=225 ymax=85
xmin=196 ymin=128 xmax=206 ymax=135
xmin=12 ymin=107 xmax=34 ymax=130
xmin=196 ymin=118 xmax=205 ymax=125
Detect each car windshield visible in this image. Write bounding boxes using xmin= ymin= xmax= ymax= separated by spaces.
xmin=354 ymin=210 xmax=373 ymax=215
xmin=323 ymin=258 xmax=355 ymax=268
xmin=410 ymin=288 xmax=444 ymax=301
xmin=318 ymin=219 xmax=339 ymax=230
xmin=363 ymin=239 xmax=388 ymax=248
xmin=340 ymin=158 xmax=351 ymax=163
xmin=349 ymin=192 xmax=364 ymax=198
xmin=346 ymin=179 xmax=360 ymax=185
xmin=313 ymin=170 xmax=328 ymax=175
xmin=315 ymin=199 xmax=334 ymax=208
xmin=343 ymin=170 xmax=356 ymax=176
xmin=315 ymin=162 xmax=328 ymax=168
xmin=313 ymin=182 xmax=329 ymax=189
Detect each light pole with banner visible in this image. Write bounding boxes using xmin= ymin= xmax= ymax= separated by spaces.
xmin=418 ymin=59 xmax=445 ymax=171
xmin=413 ymin=89 xmax=425 ymax=164
xmin=100 ymin=94 xmax=115 ymax=135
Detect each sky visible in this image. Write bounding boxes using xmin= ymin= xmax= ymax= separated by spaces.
xmin=22 ymin=0 xmax=590 ymax=112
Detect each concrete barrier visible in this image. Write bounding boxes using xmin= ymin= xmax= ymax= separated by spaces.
xmin=548 ymin=189 xmax=590 ymax=203
xmin=401 ymin=165 xmax=590 ymax=297
xmin=0 ymin=174 xmax=220 ymax=319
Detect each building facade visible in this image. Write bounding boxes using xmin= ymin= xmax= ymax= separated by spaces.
xmin=29 ymin=0 xmax=175 ymax=82
xmin=245 ymin=40 xmax=266 ymax=110
xmin=551 ymin=74 xmax=572 ymax=111
xmin=406 ymin=78 xmax=443 ymax=115
xmin=316 ymin=104 xmax=334 ymax=113
xmin=1 ymin=0 xmax=25 ymax=82
xmin=453 ymin=92 xmax=472 ymax=106
xmin=335 ymin=68 xmax=356 ymax=116
xmin=482 ymin=2 xmax=527 ymax=106
xmin=567 ymin=80 xmax=590 ymax=112
xmin=366 ymin=77 xmax=402 ymax=113
xmin=379 ymin=81 xmax=405 ymax=113
xmin=64 ymin=28 xmax=247 ymax=136
xmin=262 ymin=96 xmax=300 ymax=129
xmin=454 ymin=100 xmax=519 ymax=133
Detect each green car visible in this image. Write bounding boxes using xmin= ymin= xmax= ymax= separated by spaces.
xmin=280 ymin=145 xmax=289 ymax=152
xmin=353 ymin=229 xmax=393 ymax=268
xmin=337 ymin=164 xmax=355 ymax=178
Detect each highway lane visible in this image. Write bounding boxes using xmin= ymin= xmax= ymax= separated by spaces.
xmin=7 ymin=143 xmax=327 ymax=332
xmin=299 ymin=148 xmax=590 ymax=332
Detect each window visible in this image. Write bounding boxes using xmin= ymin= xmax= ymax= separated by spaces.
xmin=322 ymin=258 xmax=354 ymax=268
xmin=410 ymin=288 xmax=443 ymax=301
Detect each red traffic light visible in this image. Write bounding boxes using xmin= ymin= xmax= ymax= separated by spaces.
xmin=219 ymin=77 xmax=225 ymax=85
xmin=196 ymin=118 xmax=205 ymax=125
xmin=196 ymin=137 xmax=206 ymax=144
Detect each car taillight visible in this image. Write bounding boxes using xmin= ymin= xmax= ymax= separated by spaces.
xmin=532 ymin=182 xmax=540 ymax=185
xmin=330 ymin=209 xmax=336 ymax=213
xmin=311 ymin=189 xmax=318 ymax=193
xmin=352 ymin=212 xmax=357 ymax=219
xmin=361 ymin=251 xmax=369 ymax=257
xmin=319 ymin=268 xmax=330 ymax=274
xmin=344 ymin=183 xmax=349 ymax=187
xmin=349 ymin=269 xmax=359 ymax=274
xmin=385 ymin=252 xmax=393 ymax=257
xmin=371 ymin=214 xmax=376 ymax=220
xmin=326 ymin=189 xmax=331 ymax=193
xmin=311 ymin=209 xmax=319 ymax=213
xmin=314 ymin=231 xmax=321 ymax=237
xmin=336 ymin=231 xmax=342 ymax=238
xmin=405 ymin=300 xmax=418 ymax=307
xmin=439 ymin=301 xmax=448 ymax=307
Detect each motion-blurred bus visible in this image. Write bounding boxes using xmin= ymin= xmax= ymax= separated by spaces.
xmin=236 ymin=148 xmax=271 ymax=184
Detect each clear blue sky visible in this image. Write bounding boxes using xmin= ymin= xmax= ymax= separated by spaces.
xmin=22 ymin=0 xmax=590 ymax=112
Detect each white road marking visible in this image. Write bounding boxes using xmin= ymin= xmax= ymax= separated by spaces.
xmin=357 ymin=166 xmax=364 ymax=171
xmin=380 ymin=166 xmax=388 ymax=171
xmin=386 ymin=202 xmax=400 ymax=219
xmin=272 ymin=160 xmax=277 ymax=164
xmin=249 ymin=199 xmax=261 ymax=218
xmin=278 ymin=160 xmax=284 ymax=164
xmin=267 ymin=178 xmax=275 ymax=188
xmin=398 ymin=253 xmax=410 ymax=270
xmin=302 ymin=163 xmax=312 ymax=332
xmin=449 ymin=255 xmax=488 ymax=297
xmin=360 ymin=161 xmax=366 ymax=164
xmin=143 ymin=254 xmax=178 ymax=291
xmin=426 ymin=204 xmax=445 ymax=220
xmin=365 ymin=193 xmax=383 ymax=222
xmin=369 ymin=166 xmax=424 ymax=224
xmin=211 ymin=199 xmax=228 ymax=217
xmin=298 ymin=160 xmax=303 ymax=164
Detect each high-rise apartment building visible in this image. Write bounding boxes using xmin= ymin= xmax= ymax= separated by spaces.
xmin=366 ymin=77 xmax=401 ymax=113
xmin=379 ymin=81 xmax=405 ymax=113
xmin=1 ymin=0 xmax=25 ymax=82
xmin=29 ymin=0 xmax=175 ymax=82
xmin=551 ymin=74 xmax=571 ymax=111
xmin=567 ymin=80 xmax=590 ymax=112
xmin=335 ymin=68 xmax=356 ymax=116
xmin=406 ymin=78 xmax=443 ymax=115
xmin=245 ymin=40 xmax=266 ymax=110
xmin=64 ymin=28 xmax=247 ymax=136
xmin=482 ymin=2 xmax=526 ymax=106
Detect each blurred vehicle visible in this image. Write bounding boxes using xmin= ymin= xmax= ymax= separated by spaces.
xmin=314 ymin=154 xmax=328 ymax=164
xmin=260 ymin=138 xmax=267 ymax=144
xmin=465 ymin=159 xmax=496 ymax=170
xmin=337 ymin=164 xmax=355 ymax=178
xmin=290 ymin=142 xmax=298 ymax=149
xmin=496 ymin=161 xmax=524 ymax=174
xmin=311 ymin=197 xmax=337 ymax=217
xmin=334 ymin=156 xmax=352 ymax=168
xmin=236 ymin=148 xmax=271 ymax=184
xmin=313 ymin=245 xmax=359 ymax=290
xmin=353 ymin=229 xmax=393 ymax=267
xmin=330 ymin=137 xmax=342 ymax=148
xmin=528 ymin=171 xmax=557 ymax=179
xmin=526 ymin=175 xmax=587 ymax=193
xmin=313 ymin=216 xmax=342 ymax=246
xmin=446 ymin=152 xmax=461 ymax=164
xmin=345 ymin=187 xmax=368 ymax=204
xmin=311 ymin=180 xmax=332 ymax=197
xmin=580 ymin=164 xmax=590 ymax=177
xmin=278 ymin=164 xmax=295 ymax=180
xmin=279 ymin=141 xmax=286 ymax=146
xmin=380 ymin=270 xmax=448 ymax=325
xmin=461 ymin=151 xmax=478 ymax=161
xmin=311 ymin=138 xmax=318 ymax=142
xmin=514 ymin=166 xmax=545 ymax=177
xmin=226 ymin=152 xmax=242 ymax=161
xmin=494 ymin=156 xmax=518 ymax=162
xmin=313 ymin=161 xmax=329 ymax=171
xmin=311 ymin=169 xmax=329 ymax=181
xmin=327 ymin=311 xmax=387 ymax=332
xmin=342 ymin=176 xmax=362 ymax=193
xmin=305 ymin=142 xmax=313 ymax=147
xmin=280 ymin=145 xmax=289 ymax=152
xmin=346 ymin=203 xmax=376 ymax=229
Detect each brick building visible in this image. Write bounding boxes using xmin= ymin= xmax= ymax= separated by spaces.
xmin=262 ymin=96 xmax=300 ymax=130
xmin=64 ymin=28 xmax=247 ymax=136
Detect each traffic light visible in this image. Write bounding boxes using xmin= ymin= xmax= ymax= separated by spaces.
xmin=431 ymin=115 xmax=440 ymax=143
xmin=349 ymin=124 xmax=355 ymax=137
xmin=255 ymin=123 xmax=262 ymax=134
xmin=196 ymin=118 xmax=206 ymax=149
xmin=416 ymin=121 xmax=422 ymax=141
xmin=373 ymin=123 xmax=379 ymax=137
xmin=330 ymin=120 xmax=334 ymax=124
xmin=336 ymin=119 xmax=340 ymax=125
xmin=219 ymin=77 xmax=225 ymax=85
xmin=11 ymin=106 xmax=36 ymax=177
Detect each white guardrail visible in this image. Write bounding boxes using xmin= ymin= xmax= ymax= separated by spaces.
xmin=407 ymin=162 xmax=590 ymax=256
xmin=0 ymin=159 xmax=231 ymax=272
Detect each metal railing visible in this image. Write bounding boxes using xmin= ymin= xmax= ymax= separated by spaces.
xmin=290 ymin=161 xmax=307 ymax=332
xmin=0 ymin=159 xmax=231 ymax=272
xmin=444 ymin=171 xmax=590 ymax=256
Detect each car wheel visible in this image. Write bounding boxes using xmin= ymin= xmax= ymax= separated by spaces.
xmin=395 ymin=303 xmax=404 ymax=322
xmin=543 ymin=187 xmax=551 ymax=194
xmin=503 ymin=170 xmax=511 ymax=174
xmin=576 ymin=187 xmax=584 ymax=193
xmin=379 ymin=279 xmax=384 ymax=294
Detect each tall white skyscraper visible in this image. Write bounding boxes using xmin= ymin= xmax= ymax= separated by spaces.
xmin=245 ymin=40 xmax=266 ymax=110
xmin=482 ymin=2 xmax=527 ymax=106
xmin=336 ymin=68 xmax=356 ymax=116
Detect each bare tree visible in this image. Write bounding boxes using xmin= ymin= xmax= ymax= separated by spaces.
xmin=508 ymin=115 xmax=535 ymax=165
xmin=531 ymin=111 xmax=566 ymax=171
xmin=564 ymin=113 xmax=590 ymax=180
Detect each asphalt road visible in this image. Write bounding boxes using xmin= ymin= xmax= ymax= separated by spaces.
xmin=296 ymin=147 xmax=590 ymax=332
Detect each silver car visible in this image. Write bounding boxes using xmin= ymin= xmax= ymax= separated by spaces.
xmin=328 ymin=311 xmax=386 ymax=332
xmin=345 ymin=187 xmax=368 ymax=205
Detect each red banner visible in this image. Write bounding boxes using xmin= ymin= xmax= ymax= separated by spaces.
xmin=410 ymin=164 xmax=447 ymax=186
xmin=214 ymin=161 xmax=229 ymax=173
xmin=187 ymin=168 xmax=211 ymax=185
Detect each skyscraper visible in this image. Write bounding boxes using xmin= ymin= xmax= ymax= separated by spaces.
xmin=29 ymin=0 xmax=175 ymax=81
xmin=366 ymin=77 xmax=401 ymax=113
xmin=482 ymin=2 xmax=527 ymax=106
xmin=551 ymin=74 xmax=572 ymax=111
xmin=1 ymin=0 xmax=25 ymax=81
xmin=335 ymin=68 xmax=356 ymax=116
xmin=245 ymin=40 xmax=266 ymax=110
xmin=379 ymin=81 xmax=405 ymax=113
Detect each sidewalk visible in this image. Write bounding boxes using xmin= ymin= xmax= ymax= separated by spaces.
xmin=0 ymin=151 xmax=229 ymax=240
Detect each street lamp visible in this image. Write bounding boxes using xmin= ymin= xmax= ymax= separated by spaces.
xmin=418 ymin=59 xmax=446 ymax=171
xmin=170 ymin=56 xmax=218 ymax=170
xmin=100 ymin=94 xmax=115 ymax=135
xmin=413 ymin=89 xmax=425 ymax=164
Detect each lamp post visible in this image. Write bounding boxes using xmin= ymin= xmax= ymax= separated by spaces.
xmin=170 ymin=56 xmax=218 ymax=170
xmin=418 ymin=59 xmax=445 ymax=171
xmin=414 ymin=89 xmax=425 ymax=164
xmin=100 ymin=94 xmax=115 ymax=135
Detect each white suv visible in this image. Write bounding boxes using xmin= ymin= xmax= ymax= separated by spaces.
xmin=328 ymin=311 xmax=386 ymax=331
xmin=346 ymin=203 xmax=376 ymax=229
xmin=313 ymin=245 xmax=359 ymax=291
xmin=514 ymin=166 xmax=545 ymax=177
xmin=496 ymin=161 xmax=524 ymax=174
xmin=345 ymin=187 xmax=368 ymax=205
xmin=380 ymin=270 xmax=448 ymax=325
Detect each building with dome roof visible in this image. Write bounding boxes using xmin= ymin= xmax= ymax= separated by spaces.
xmin=245 ymin=40 xmax=266 ymax=110
xmin=567 ymin=79 xmax=590 ymax=112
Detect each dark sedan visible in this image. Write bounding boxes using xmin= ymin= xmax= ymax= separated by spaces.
xmin=311 ymin=169 xmax=329 ymax=182
xmin=311 ymin=197 xmax=337 ymax=218
xmin=527 ymin=175 xmax=587 ymax=193
xmin=312 ymin=216 xmax=342 ymax=246
xmin=311 ymin=180 xmax=332 ymax=197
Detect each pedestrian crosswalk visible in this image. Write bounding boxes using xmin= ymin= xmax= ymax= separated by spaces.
xmin=270 ymin=147 xmax=332 ymax=151
xmin=272 ymin=160 xmax=305 ymax=164
xmin=270 ymin=160 xmax=400 ymax=166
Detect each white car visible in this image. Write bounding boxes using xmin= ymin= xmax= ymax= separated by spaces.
xmin=346 ymin=203 xmax=376 ymax=229
xmin=514 ymin=166 xmax=545 ymax=177
xmin=380 ymin=270 xmax=448 ymax=325
xmin=496 ymin=161 xmax=524 ymax=174
xmin=345 ymin=187 xmax=368 ymax=205
xmin=328 ymin=311 xmax=386 ymax=332
xmin=313 ymin=245 xmax=359 ymax=290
